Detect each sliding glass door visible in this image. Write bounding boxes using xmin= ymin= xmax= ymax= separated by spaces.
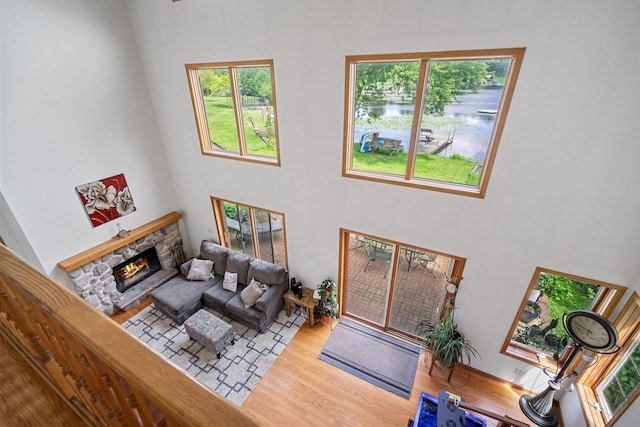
xmin=211 ymin=198 xmax=287 ymax=268
xmin=341 ymin=230 xmax=461 ymax=338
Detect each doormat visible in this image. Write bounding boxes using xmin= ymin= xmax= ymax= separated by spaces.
xmin=122 ymin=304 xmax=304 ymax=406
xmin=318 ymin=318 xmax=420 ymax=399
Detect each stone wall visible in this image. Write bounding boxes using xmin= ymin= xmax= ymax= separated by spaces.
xmin=67 ymin=222 xmax=182 ymax=316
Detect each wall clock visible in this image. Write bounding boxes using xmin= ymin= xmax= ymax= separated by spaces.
xmin=564 ymin=310 xmax=618 ymax=352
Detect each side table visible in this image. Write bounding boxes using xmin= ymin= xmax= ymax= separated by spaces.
xmin=283 ymin=288 xmax=318 ymax=327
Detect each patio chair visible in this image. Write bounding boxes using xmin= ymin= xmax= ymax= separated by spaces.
xmin=349 ymin=235 xmax=369 ymax=252
xmin=364 ymin=239 xmax=394 ymax=277
xmin=413 ymin=251 xmax=439 ymax=278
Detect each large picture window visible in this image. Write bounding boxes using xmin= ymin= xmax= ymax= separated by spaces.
xmin=342 ymin=48 xmax=525 ymax=198
xmin=502 ymin=267 xmax=624 ymax=367
xmin=186 ymin=60 xmax=280 ymax=165
xmin=211 ymin=197 xmax=287 ymax=268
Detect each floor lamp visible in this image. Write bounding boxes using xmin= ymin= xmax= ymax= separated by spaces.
xmin=519 ymin=310 xmax=619 ymax=427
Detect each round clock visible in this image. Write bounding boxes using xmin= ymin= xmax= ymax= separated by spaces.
xmin=564 ymin=310 xmax=618 ymax=352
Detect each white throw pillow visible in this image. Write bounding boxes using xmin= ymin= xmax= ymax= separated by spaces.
xmin=240 ymin=278 xmax=264 ymax=308
xmin=223 ymin=271 xmax=238 ymax=292
xmin=186 ymin=259 xmax=214 ymax=281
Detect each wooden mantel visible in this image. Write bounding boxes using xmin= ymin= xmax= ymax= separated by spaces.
xmin=58 ymin=211 xmax=182 ymax=272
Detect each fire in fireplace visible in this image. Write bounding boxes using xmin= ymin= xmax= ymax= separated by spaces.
xmin=113 ymin=247 xmax=161 ymax=293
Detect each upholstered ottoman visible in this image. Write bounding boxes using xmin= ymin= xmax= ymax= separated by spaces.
xmin=184 ymin=309 xmax=235 ymax=359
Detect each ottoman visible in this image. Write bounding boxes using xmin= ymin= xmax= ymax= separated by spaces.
xmin=184 ymin=309 xmax=235 ymax=359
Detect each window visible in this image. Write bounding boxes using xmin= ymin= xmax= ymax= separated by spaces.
xmin=211 ymin=198 xmax=287 ymax=268
xmin=342 ymin=48 xmax=525 ymax=198
xmin=502 ymin=267 xmax=624 ymax=368
xmin=577 ymin=292 xmax=640 ymax=427
xmin=186 ymin=60 xmax=280 ymax=165
xmin=338 ymin=229 xmax=466 ymax=338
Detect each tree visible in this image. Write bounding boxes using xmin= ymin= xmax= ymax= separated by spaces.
xmin=237 ymin=67 xmax=272 ymax=102
xmin=354 ymin=59 xmax=488 ymax=119
xmin=199 ymin=69 xmax=230 ymax=97
xmin=355 ymin=62 xmax=419 ymax=119
xmin=423 ymin=60 xmax=487 ymax=115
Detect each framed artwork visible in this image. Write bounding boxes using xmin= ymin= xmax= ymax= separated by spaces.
xmin=76 ymin=173 xmax=136 ymax=227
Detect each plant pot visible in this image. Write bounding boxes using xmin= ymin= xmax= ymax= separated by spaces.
xmin=322 ymin=316 xmax=331 ymax=323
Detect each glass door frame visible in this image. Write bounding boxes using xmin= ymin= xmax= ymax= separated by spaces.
xmin=338 ymin=228 xmax=466 ymax=340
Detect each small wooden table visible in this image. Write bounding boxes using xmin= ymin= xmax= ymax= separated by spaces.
xmin=283 ymin=288 xmax=318 ymax=327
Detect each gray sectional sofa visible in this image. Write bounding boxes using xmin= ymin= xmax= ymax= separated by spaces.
xmin=150 ymin=240 xmax=289 ymax=333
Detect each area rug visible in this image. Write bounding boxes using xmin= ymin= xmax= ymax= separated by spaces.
xmin=122 ymin=304 xmax=305 ymax=406
xmin=318 ymin=318 xmax=420 ymax=399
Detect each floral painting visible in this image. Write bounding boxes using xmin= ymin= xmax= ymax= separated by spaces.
xmin=76 ymin=174 xmax=136 ymax=227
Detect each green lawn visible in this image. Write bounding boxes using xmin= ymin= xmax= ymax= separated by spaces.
xmin=203 ymin=95 xmax=480 ymax=183
xmin=353 ymin=145 xmax=481 ymax=185
xmin=203 ymin=96 xmax=277 ymax=158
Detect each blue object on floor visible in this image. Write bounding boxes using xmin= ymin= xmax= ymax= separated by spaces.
xmin=412 ymin=391 xmax=486 ymax=427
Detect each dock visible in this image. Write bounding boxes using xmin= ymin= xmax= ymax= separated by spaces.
xmin=418 ymin=132 xmax=455 ymax=155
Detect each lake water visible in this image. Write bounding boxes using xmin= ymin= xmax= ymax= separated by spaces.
xmin=356 ymin=86 xmax=504 ymax=162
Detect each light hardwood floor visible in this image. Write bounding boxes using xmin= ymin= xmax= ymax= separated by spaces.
xmin=4 ymin=299 xmax=560 ymax=426
xmin=243 ymin=318 xmax=539 ymax=427
xmin=116 ymin=299 xmax=547 ymax=427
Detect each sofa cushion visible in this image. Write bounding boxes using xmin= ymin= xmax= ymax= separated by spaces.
xmin=202 ymin=282 xmax=246 ymax=313
xmin=226 ymin=251 xmax=252 ymax=285
xmin=247 ymin=258 xmax=287 ymax=286
xmin=255 ymin=282 xmax=285 ymax=312
xmin=226 ymin=294 xmax=266 ymax=328
xmin=150 ymin=277 xmax=215 ymax=316
xmin=223 ymin=271 xmax=238 ymax=292
xmin=200 ymin=240 xmax=229 ymax=276
xmin=186 ymin=259 xmax=214 ymax=281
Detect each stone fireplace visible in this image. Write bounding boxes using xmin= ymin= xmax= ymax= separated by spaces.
xmin=58 ymin=212 xmax=185 ymax=316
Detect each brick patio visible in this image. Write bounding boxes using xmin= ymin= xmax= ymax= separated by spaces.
xmin=345 ymin=235 xmax=450 ymax=337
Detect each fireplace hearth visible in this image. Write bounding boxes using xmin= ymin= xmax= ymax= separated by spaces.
xmin=113 ymin=247 xmax=161 ymax=293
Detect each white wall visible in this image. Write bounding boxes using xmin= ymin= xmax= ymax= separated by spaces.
xmin=1 ymin=0 xmax=181 ymax=279
xmin=127 ymin=0 xmax=640 ymax=397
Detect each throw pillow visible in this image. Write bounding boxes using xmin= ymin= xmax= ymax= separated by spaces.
xmin=186 ymin=258 xmax=214 ymax=281
xmin=240 ymin=278 xmax=264 ymax=308
xmin=179 ymin=258 xmax=194 ymax=277
xmin=223 ymin=271 xmax=238 ymax=292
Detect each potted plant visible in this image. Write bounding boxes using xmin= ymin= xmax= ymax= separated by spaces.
xmin=315 ymin=278 xmax=338 ymax=322
xmin=415 ymin=305 xmax=479 ymax=374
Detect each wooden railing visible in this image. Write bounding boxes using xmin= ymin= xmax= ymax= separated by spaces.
xmin=0 ymin=244 xmax=258 ymax=426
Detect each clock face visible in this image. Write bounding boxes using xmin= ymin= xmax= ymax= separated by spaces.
xmin=565 ymin=310 xmax=618 ymax=352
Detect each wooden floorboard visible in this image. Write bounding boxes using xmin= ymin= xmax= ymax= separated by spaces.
xmin=242 ymin=319 xmax=539 ymax=427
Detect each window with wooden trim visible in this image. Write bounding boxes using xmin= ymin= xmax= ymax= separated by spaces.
xmin=501 ymin=267 xmax=625 ymax=368
xmin=577 ymin=292 xmax=640 ymax=427
xmin=342 ymin=48 xmax=525 ymax=198
xmin=338 ymin=229 xmax=466 ymax=339
xmin=211 ymin=197 xmax=287 ymax=268
xmin=186 ymin=60 xmax=280 ymax=165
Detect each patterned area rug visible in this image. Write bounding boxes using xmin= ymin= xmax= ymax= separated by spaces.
xmin=319 ymin=317 xmax=420 ymax=399
xmin=122 ymin=304 xmax=304 ymax=406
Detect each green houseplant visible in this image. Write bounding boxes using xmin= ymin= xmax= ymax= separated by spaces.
xmin=415 ymin=306 xmax=479 ymax=371
xmin=315 ymin=278 xmax=338 ymax=321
